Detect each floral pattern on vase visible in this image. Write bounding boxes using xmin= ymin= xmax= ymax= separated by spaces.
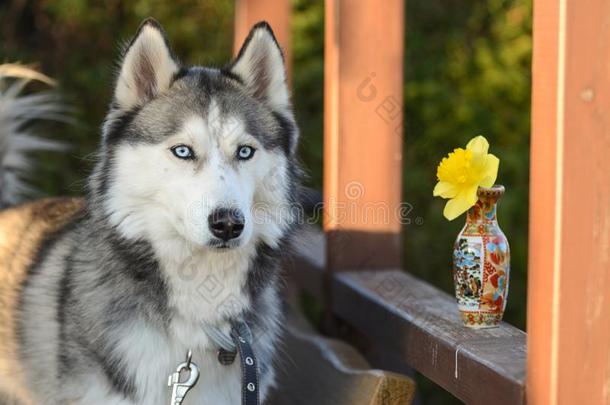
xmin=453 ymin=185 xmax=510 ymax=328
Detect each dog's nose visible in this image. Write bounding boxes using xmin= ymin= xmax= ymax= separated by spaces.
xmin=208 ymin=208 xmax=245 ymax=241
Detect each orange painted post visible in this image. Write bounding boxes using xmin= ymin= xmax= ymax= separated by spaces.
xmin=323 ymin=0 xmax=404 ymax=271
xmin=528 ymin=0 xmax=610 ymax=403
xmin=233 ymin=0 xmax=291 ymax=78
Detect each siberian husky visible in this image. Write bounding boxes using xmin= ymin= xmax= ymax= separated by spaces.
xmin=0 ymin=18 xmax=301 ymax=404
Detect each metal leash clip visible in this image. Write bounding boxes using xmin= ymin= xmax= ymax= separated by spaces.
xmin=168 ymin=350 xmax=200 ymax=405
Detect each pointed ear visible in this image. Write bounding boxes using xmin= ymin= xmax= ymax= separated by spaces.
xmin=114 ymin=18 xmax=180 ymax=110
xmin=229 ymin=22 xmax=290 ymax=112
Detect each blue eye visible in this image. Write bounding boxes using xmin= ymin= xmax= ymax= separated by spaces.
xmin=171 ymin=145 xmax=195 ymax=160
xmin=236 ymin=145 xmax=255 ymax=160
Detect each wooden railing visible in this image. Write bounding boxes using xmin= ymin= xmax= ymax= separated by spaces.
xmin=235 ymin=1 xmax=610 ymax=404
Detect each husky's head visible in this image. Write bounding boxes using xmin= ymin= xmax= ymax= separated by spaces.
xmin=90 ymin=19 xmax=299 ymax=253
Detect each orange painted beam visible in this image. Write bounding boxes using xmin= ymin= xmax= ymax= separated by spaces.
xmin=528 ymin=0 xmax=610 ymax=403
xmin=323 ymin=0 xmax=404 ymax=271
xmin=233 ymin=0 xmax=291 ymax=78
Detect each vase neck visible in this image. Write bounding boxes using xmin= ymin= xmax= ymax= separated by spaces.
xmin=466 ymin=201 xmax=498 ymax=224
xmin=466 ymin=188 xmax=503 ymax=224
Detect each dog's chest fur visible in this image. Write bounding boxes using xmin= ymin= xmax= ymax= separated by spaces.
xmin=93 ymin=320 xmax=242 ymax=405
xmin=159 ymin=241 xmax=254 ymax=331
xmin=98 ymin=242 xmax=258 ymax=404
xmin=119 ymin=248 xmax=253 ymax=404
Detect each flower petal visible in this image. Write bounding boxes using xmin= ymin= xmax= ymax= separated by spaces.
xmin=466 ymin=135 xmax=489 ymax=156
xmin=433 ymin=181 xmax=459 ymax=198
xmin=467 ymin=135 xmax=489 ymax=170
xmin=463 ymin=184 xmax=479 ymax=206
xmin=479 ymin=153 xmax=499 ymax=188
xmin=443 ymin=194 xmax=474 ymax=221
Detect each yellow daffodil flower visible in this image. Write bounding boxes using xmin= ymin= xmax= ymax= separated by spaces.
xmin=433 ymin=136 xmax=499 ymax=221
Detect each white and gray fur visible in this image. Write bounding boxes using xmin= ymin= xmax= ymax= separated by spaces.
xmin=5 ymin=19 xmax=301 ymax=404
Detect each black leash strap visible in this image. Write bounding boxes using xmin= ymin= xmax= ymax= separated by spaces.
xmin=229 ymin=321 xmax=260 ymax=405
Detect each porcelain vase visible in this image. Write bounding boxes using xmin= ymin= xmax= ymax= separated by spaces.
xmin=452 ymin=185 xmax=510 ymax=328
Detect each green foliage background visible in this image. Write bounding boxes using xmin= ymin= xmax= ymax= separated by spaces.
xmin=1 ymin=1 xmax=531 ymax=402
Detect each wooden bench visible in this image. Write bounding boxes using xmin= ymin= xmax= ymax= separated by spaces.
xmin=268 ymin=308 xmax=415 ymax=405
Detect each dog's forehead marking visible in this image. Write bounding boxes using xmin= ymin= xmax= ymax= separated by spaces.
xmin=181 ymin=115 xmax=208 ymax=140
xmin=206 ymin=99 xmax=247 ymax=141
xmin=179 ymin=102 xmax=248 ymax=145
